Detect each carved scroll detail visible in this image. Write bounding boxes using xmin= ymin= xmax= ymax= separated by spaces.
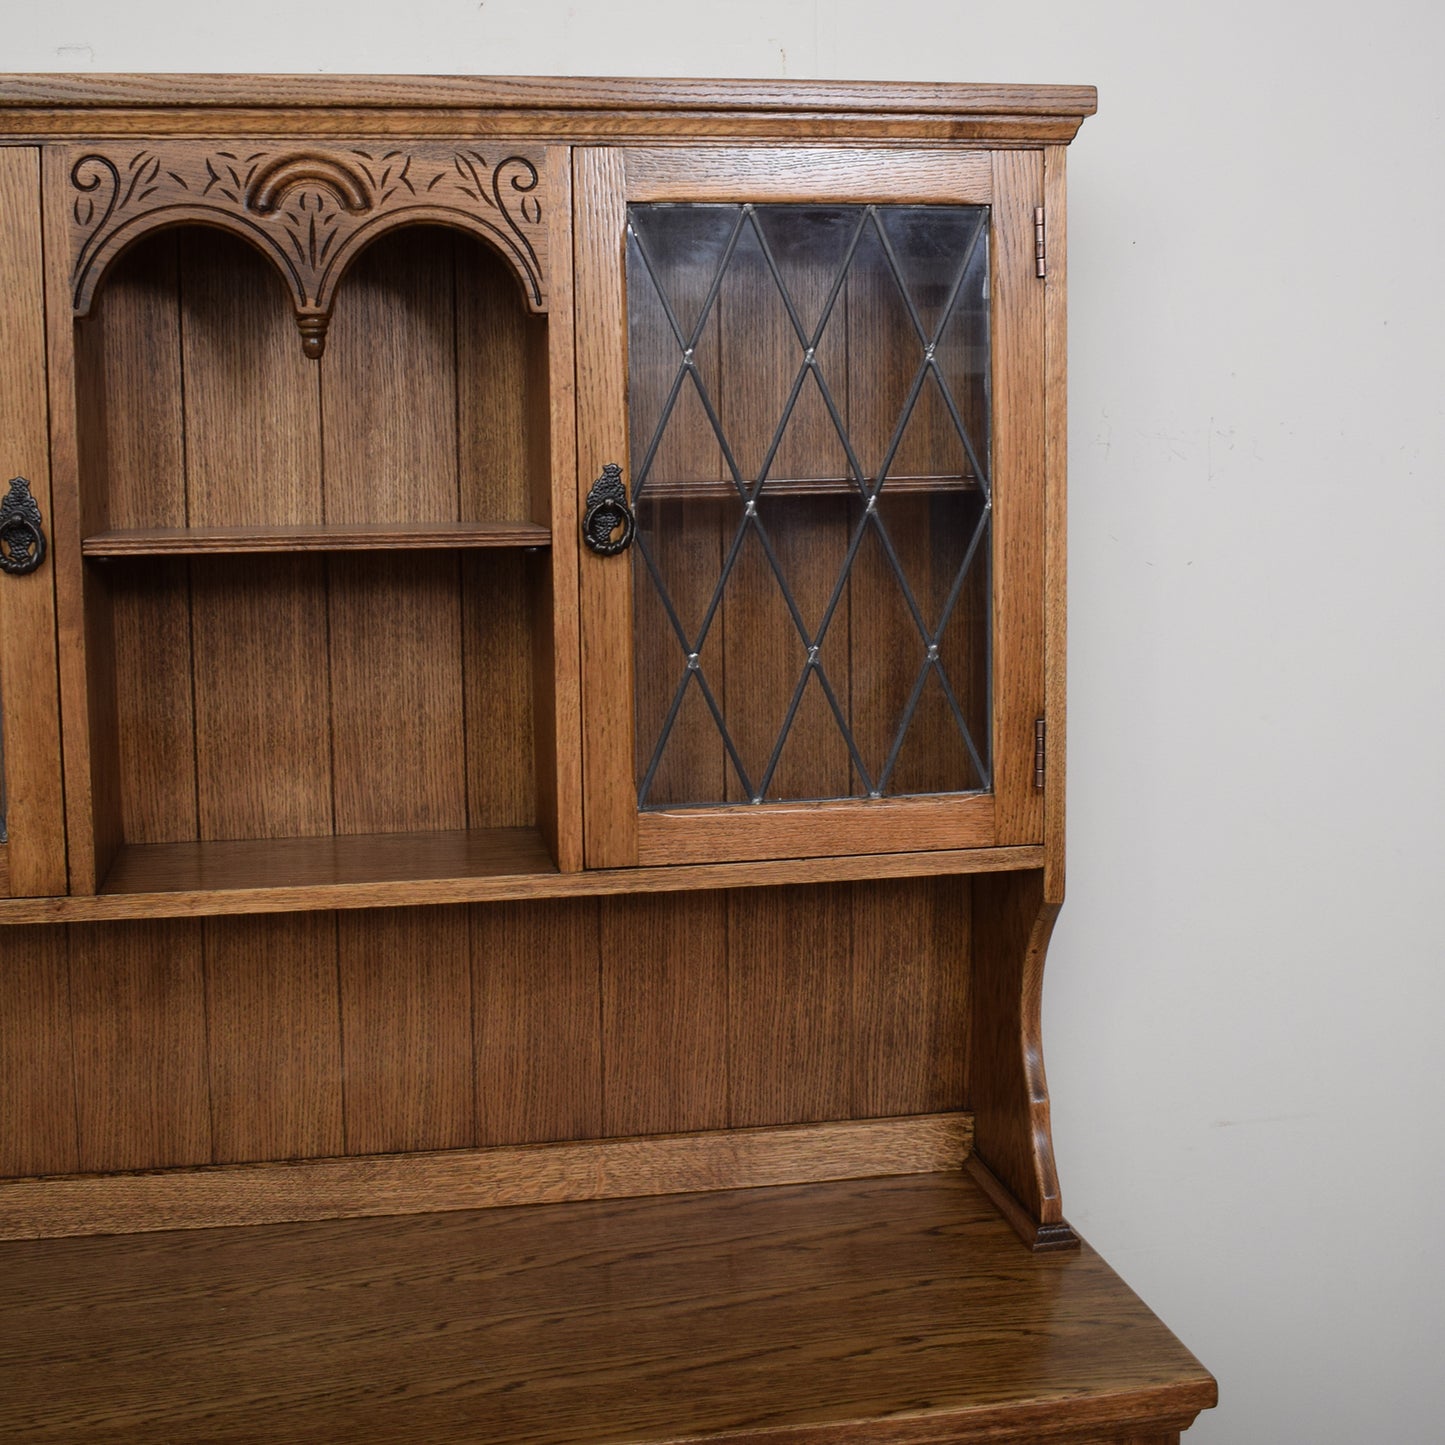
xmin=68 ymin=142 xmax=549 ymax=357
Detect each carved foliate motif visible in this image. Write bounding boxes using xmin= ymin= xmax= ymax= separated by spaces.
xmin=68 ymin=142 xmax=548 ymax=357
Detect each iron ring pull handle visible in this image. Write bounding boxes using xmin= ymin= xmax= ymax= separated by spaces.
xmin=0 ymin=477 xmax=47 ymax=577
xmin=582 ymin=462 xmax=635 ymax=556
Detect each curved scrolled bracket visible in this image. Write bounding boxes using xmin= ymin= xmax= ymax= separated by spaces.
xmin=67 ymin=142 xmax=550 ymax=359
xmin=966 ymin=870 xmax=1078 ymax=1252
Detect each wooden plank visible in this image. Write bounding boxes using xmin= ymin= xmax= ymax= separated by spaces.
xmin=472 ymin=898 xmax=602 ymax=1146
xmin=637 ymin=790 xmax=996 ymax=864
xmin=0 ymin=75 xmax=1100 ymax=120
xmin=535 ymin=144 xmax=583 ymax=871
xmin=84 ymin=521 xmax=550 ymax=554
xmin=327 ymin=553 xmax=467 ymax=835
xmin=180 ymin=228 xmax=331 ymax=841
xmin=851 ymin=876 xmax=969 ymax=1117
xmin=203 ymin=912 xmax=343 ymax=1163
xmin=0 ymin=1172 xmax=1215 ymax=1445
xmin=601 ymin=892 xmax=728 ymax=1136
xmin=462 ymin=551 xmax=537 ymax=828
xmin=0 ymin=839 xmax=1046 ymax=924
xmin=190 ymin=556 xmax=334 ymax=840
xmin=337 ymin=906 xmax=475 ymax=1156
xmin=66 ymin=920 xmax=211 ymax=1172
xmin=77 ymin=240 xmax=198 ymax=848
xmin=0 ymin=925 xmax=77 ymax=1177
xmin=0 ymin=1113 xmax=972 ymax=1239
xmin=322 ymin=226 xmax=466 ymax=837
xmin=0 ymin=151 xmax=68 ymax=895
xmin=989 ymin=150 xmax=1046 ymax=843
xmin=625 ymin=147 xmax=993 ymax=202
xmin=1043 ymin=145 xmax=1070 ymax=902
xmin=728 ymin=883 xmax=853 ymax=1127
xmin=573 ymin=148 xmax=637 ymax=867
xmin=320 ymin=226 xmax=460 ymax=526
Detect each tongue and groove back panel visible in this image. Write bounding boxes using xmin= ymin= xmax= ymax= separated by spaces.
xmin=0 ymin=878 xmax=969 ymax=1180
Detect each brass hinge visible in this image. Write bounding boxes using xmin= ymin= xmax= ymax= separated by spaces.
xmin=1033 ymin=717 xmax=1046 ymax=789
xmin=1034 ymin=207 xmax=1046 ymax=279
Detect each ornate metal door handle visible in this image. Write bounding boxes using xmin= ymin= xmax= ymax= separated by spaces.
xmin=582 ymin=463 xmax=635 ymax=556
xmin=0 ymin=477 xmax=46 ymax=576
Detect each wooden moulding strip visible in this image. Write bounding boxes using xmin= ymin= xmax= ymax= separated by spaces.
xmin=0 ymin=1112 xmax=973 ymax=1240
xmin=0 ymin=842 xmax=1044 ymax=924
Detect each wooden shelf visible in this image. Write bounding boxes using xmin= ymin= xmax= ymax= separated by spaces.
xmin=81 ymin=520 xmax=551 ymax=557
xmin=641 ymin=472 xmax=979 ymax=502
xmin=0 ymin=1171 xmax=1216 ymax=1444
xmin=0 ymin=829 xmax=1045 ymax=924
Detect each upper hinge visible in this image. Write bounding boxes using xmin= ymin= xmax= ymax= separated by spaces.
xmin=1033 ymin=717 xmax=1047 ymax=789
xmin=1034 ymin=206 xmax=1047 ymax=279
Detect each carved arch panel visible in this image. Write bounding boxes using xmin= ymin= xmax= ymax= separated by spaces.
xmin=64 ymin=141 xmax=550 ymax=357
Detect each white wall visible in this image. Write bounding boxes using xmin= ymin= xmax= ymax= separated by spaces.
xmin=6 ymin=4 xmax=1442 ymax=1440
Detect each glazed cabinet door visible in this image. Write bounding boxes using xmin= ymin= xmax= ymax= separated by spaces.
xmin=0 ymin=148 xmax=67 ymax=896
xmin=575 ymin=147 xmax=1044 ymax=868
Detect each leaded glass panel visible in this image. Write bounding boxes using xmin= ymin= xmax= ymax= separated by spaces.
xmin=627 ymin=202 xmax=991 ymax=809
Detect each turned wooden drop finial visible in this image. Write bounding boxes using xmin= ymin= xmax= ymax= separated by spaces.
xmin=297 ymin=315 xmax=329 ymax=360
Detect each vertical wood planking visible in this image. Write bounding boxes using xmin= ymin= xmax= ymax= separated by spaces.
xmin=323 ymin=229 xmax=466 ymax=836
xmin=337 ymin=907 xmax=474 ymax=1155
xmin=326 ymin=553 xmax=467 ymax=834
xmin=573 ymin=149 xmax=636 ymax=866
xmin=1042 ymin=146 xmax=1069 ymax=901
xmin=86 ymin=237 xmax=198 ymax=845
xmin=68 ymin=920 xmax=212 ymax=1172
xmin=461 ymin=552 xmax=536 ymax=828
xmin=181 ymin=231 xmax=331 ymax=841
xmin=204 ymin=912 xmax=343 ymax=1163
xmin=728 ymin=884 xmax=853 ymax=1127
xmin=851 ymin=876 xmax=969 ymax=1117
xmin=472 ymin=899 xmax=602 ymax=1145
xmin=190 ymin=557 xmax=334 ymax=840
xmin=601 ymin=892 xmax=728 ymax=1136
xmin=0 ymin=926 xmax=78 ymax=1176
xmin=989 ymin=151 xmax=1047 ymax=842
xmin=456 ymin=231 xmax=540 ymax=831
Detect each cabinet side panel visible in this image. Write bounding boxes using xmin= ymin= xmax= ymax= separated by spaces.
xmin=989 ymin=151 xmax=1046 ymax=843
xmin=0 ymin=149 xmax=67 ymax=895
xmin=204 ymin=912 xmax=343 ymax=1163
xmin=0 ymin=925 xmax=78 ymax=1176
xmin=1042 ymin=146 xmax=1069 ymax=899
xmin=472 ymin=899 xmax=603 ymax=1145
xmin=338 ymin=906 xmax=475 ymax=1155
xmin=601 ymin=892 xmax=728 ymax=1136
xmin=68 ymin=920 xmax=212 ymax=1171
xmin=728 ymin=884 xmax=853 ymax=1126
xmin=852 ymin=876 xmax=970 ymax=1117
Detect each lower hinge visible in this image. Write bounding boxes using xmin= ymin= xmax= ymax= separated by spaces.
xmin=1034 ymin=206 xmax=1046 ymax=279
xmin=1033 ymin=717 xmax=1046 ymax=789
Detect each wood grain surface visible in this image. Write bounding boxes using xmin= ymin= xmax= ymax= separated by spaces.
xmin=0 ymin=1113 xmax=970 ymax=1241
xmin=0 ymin=148 xmax=67 ymax=897
xmin=0 ymin=838 xmax=1043 ymax=923
xmin=0 ymin=1171 xmax=1213 ymax=1444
